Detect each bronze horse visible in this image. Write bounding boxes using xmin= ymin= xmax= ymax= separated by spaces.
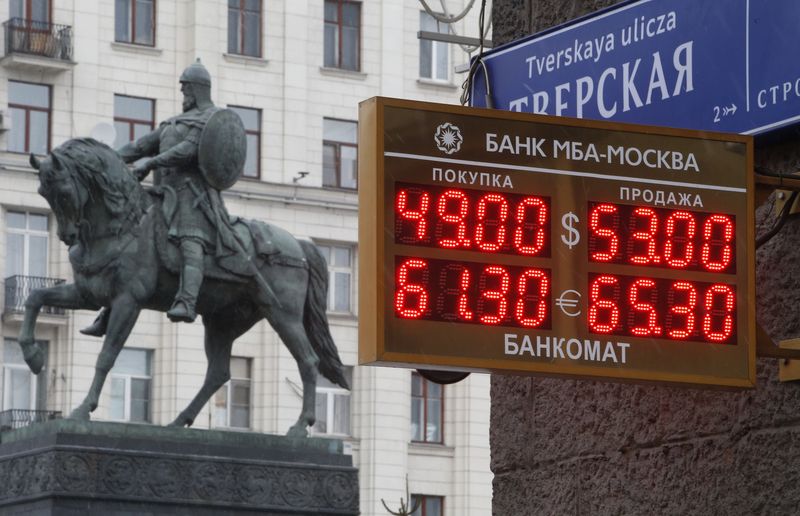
xmin=19 ymin=138 xmax=348 ymax=437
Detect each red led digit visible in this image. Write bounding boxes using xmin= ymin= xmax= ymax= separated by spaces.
xmin=396 ymin=189 xmax=430 ymax=240
xmin=437 ymin=189 xmax=471 ymax=249
xmin=457 ymin=267 xmax=474 ymax=320
xmin=588 ymin=274 xmax=620 ymax=333
xmin=701 ymin=215 xmax=734 ymax=272
xmin=628 ymin=278 xmax=662 ymax=336
xmin=667 ymin=281 xmax=697 ymax=339
xmin=475 ymin=194 xmax=509 ymax=252
xmin=702 ymin=284 xmax=735 ymax=342
xmin=663 ymin=210 xmax=696 ymax=268
xmin=629 ymin=207 xmax=660 ymax=265
xmin=515 ymin=269 xmax=549 ymax=327
xmin=513 ymin=197 xmax=548 ymax=255
xmin=478 ymin=266 xmax=510 ymax=324
xmin=395 ymin=258 xmax=429 ymax=318
xmin=589 ymin=203 xmax=619 ymax=262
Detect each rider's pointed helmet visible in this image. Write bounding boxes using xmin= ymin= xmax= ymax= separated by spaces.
xmin=179 ymin=58 xmax=211 ymax=87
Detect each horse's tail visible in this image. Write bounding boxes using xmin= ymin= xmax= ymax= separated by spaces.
xmin=299 ymin=240 xmax=350 ymax=389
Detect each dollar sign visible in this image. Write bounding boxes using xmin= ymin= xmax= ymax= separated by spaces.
xmin=561 ymin=212 xmax=580 ymax=249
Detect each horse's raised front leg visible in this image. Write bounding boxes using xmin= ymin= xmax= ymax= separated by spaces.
xmin=169 ymin=316 xmax=256 ymax=427
xmin=70 ymin=294 xmax=141 ymax=420
xmin=19 ymin=283 xmax=88 ymax=374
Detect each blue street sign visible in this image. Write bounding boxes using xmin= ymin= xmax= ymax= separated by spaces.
xmin=471 ymin=0 xmax=800 ymax=135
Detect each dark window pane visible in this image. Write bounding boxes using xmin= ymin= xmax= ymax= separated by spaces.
xmin=113 ymin=121 xmax=129 ymax=148
xmin=9 ymin=82 xmax=50 ymax=108
xmin=10 ymin=0 xmax=23 ymax=19
xmin=115 ymin=0 xmax=131 ymax=41
xmin=324 ymin=24 xmax=337 ymax=67
xmin=420 ymin=39 xmax=432 ymax=78
xmin=29 ymin=213 xmax=48 ymax=231
xmin=411 ymin=373 xmax=422 ymax=396
xmin=323 ymin=119 xmax=357 ymax=143
xmin=323 ymin=144 xmax=337 ymax=187
xmin=232 ymin=382 xmax=250 ymax=405
xmin=28 ymin=235 xmax=47 ymax=276
xmin=8 ymin=107 xmax=26 ymax=153
xmin=244 ymin=0 xmax=259 ymax=11
xmin=113 ymin=349 xmax=150 ymax=375
xmin=244 ymin=134 xmax=258 ymax=177
xmin=130 ymin=398 xmax=149 ymax=422
xmin=228 ymin=9 xmax=239 ymax=53
xmin=29 ymin=111 xmax=49 ymax=155
xmin=334 ymin=271 xmax=351 ymax=311
xmin=411 ymin=398 xmax=423 ymax=441
xmin=342 ymin=3 xmax=359 ymax=26
xmin=342 ymin=26 xmax=358 ymax=70
xmin=31 ymin=0 xmax=48 ymax=22
xmin=324 ymin=1 xmax=338 ymax=22
xmin=133 ymin=123 xmax=151 ymax=141
xmin=231 ymin=406 xmax=249 ymax=427
xmin=230 ymin=106 xmax=259 ymax=130
xmin=114 ymin=95 xmax=152 ymax=121
xmin=228 ymin=0 xmax=238 ymax=7
xmin=426 ymin=497 xmax=443 ymax=516
xmin=340 ymin=145 xmax=357 ymax=188
xmin=243 ymin=11 xmax=260 ymax=56
xmin=135 ymin=0 xmax=154 ymax=45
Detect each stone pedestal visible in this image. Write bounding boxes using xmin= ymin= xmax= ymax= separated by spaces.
xmin=0 ymin=420 xmax=358 ymax=515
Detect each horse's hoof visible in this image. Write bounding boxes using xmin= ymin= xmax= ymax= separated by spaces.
xmin=21 ymin=343 xmax=44 ymax=374
xmin=167 ymin=415 xmax=192 ymax=427
xmin=286 ymin=425 xmax=308 ymax=439
xmin=68 ymin=406 xmax=91 ymax=421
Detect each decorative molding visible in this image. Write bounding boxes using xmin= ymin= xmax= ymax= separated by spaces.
xmin=0 ymin=447 xmax=358 ymax=514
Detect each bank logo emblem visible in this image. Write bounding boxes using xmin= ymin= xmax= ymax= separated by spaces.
xmin=434 ymin=122 xmax=463 ymax=155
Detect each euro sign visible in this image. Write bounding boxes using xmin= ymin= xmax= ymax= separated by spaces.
xmin=561 ymin=212 xmax=580 ymax=249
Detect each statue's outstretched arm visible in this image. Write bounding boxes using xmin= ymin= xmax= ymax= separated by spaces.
xmin=143 ymin=138 xmax=198 ymax=171
xmin=117 ymin=127 xmax=162 ymax=163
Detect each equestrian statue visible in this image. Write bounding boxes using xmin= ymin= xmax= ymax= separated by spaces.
xmin=17 ymin=59 xmax=349 ymax=437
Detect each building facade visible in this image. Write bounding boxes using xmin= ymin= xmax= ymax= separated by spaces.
xmin=0 ymin=1 xmax=492 ymax=515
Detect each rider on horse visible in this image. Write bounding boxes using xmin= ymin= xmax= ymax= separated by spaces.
xmin=82 ymin=59 xmax=249 ymax=334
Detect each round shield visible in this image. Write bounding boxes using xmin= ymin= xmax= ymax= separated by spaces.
xmin=198 ymin=108 xmax=247 ymax=190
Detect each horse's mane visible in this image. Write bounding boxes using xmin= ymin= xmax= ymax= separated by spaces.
xmin=50 ymin=138 xmax=147 ymax=235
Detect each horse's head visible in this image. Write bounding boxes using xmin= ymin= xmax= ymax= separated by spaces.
xmin=30 ymin=152 xmax=88 ymax=246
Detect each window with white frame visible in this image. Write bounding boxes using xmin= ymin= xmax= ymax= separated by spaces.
xmin=411 ymin=372 xmax=443 ymax=443
xmin=214 ymin=357 xmax=251 ymax=429
xmin=6 ymin=211 xmax=48 ymax=279
xmin=1 ymin=339 xmax=46 ymax=411
xmin=311 ymin=366 xmax=352 ymax=436
xmin=109 ymin=348 xmax=152 ymax=423
xmin=410 ymin=494 xmax=444 ymax=516
xmin=419 ymin=11 xmax=449 ymax=81
xmin=322 ymin=118 xmax=357 ymax=189
xmin=316 ymin=243 xmax=354 ymax=314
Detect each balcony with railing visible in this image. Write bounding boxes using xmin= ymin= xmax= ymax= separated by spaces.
xmin=0 ymin=409 xmax=62 ymax=431
xmin=1 ymin=17 xmax=75 ymax=71
xmin=4 ymin=275 xmax=67 ymax=319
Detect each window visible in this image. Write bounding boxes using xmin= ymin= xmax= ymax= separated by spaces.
xmin=323 ymin=118 xmax=357 ymax=189
xmin=324 ymin=0 xmax=360 ymax=71
xmin=1 ymin=339 xmax=46 ymax=411
xmin=113 ymin=95 xmax=155 ymax=148
xmin=9 ymin=0 xmax=50 ymax=22
xmin=115 ymin=0 xmax=155 ymax=46
xmin=6 ymin=211 xmax=48 ymax=279
xmin=228 ymin=0 xmax=261 ymax=57
xmin=228 ymin=106 xmax=261 ymax=178
xmin=411 ymin=372 xmax=443 ymax=443
xmin=8 ymin=81 xmax=51 ymax=155
xmin=420 ymin=11 xmax=449 ymax=81
xmin=214 ymin=357 xmax=251 ymax=429
xmin=312 ymin=367 xmax=352 ymax=436
xmin=410 ymin=495 xmax=444 ymax=516
xmin=109 ymin=348 xmax=152 ymax=423
xmin=316 ymin=243 xmax=353 ymax=313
